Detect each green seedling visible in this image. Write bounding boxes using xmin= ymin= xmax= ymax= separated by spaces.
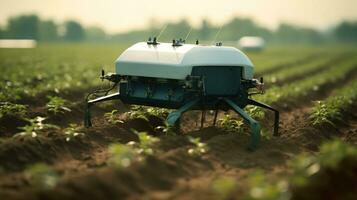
xmin=14 ymin=116 xmax=59 ymax=138
xmin=128 ymin=130 xmax=160 ymax=155
xmin=25 ymin=163 xmax=59 ymax=190
xmin=108 ymin=131 xmax=160 ymax=168
xmin=64 ymin=123 xmax=84 ymax=142
xmin=309 ymin=101 xmax=339 ymax=126
xmin=187 ymin=136 xmax=209 ymax=156
xmin=108 ymin=143 xmax=136 ymax=168
xmin=127 ymin=105 xmax=169 ymax=121
xmin=46 ymin=96 xmax=71 ymax=114
xmin=290 ymin=140 xmax=357 ymax=187
xmin=145 ymin=107 xmax=169 ymax=119
xmin=245 ymin=105 xmax=265 ymax=119
xmin=127 ymin=105 xmax=149 ymax=121
xmin=0 ymin=102 xmax=27 ymax=119
xmin=211 ymin=177 xmax=237 ymax=200
xmin=104 ymin=109 xmax=124 ymax=125
xmin=309 ymin=80 xmax=357 ymax=126
xmin=218 ymin=114 xmax=244 ymax=133
xmin=155 ymin=121 xmax=176 ymax=136
xmin=245 ymin=170 xmax=290 ymax=200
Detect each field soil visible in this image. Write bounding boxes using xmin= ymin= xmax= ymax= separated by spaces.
xmin=1 ymin=46 xmax=357 ymax=200
xmin=1 ymin=86 xmax=356 ymax=200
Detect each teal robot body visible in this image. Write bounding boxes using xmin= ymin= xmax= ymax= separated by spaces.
xmin=85 ymin=40 xmax=279 ymax=150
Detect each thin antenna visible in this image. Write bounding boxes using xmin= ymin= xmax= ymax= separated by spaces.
xmin=157 ymin=24 xmax=168 ymax=40
xmin=211 ymin=25 xmax=223 ymax=45
xmin=184 ymin=27 xmax=193 ymax=41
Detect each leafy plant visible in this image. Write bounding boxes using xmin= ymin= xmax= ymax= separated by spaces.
xmin=218 ymin=114 xmax=244 ymax=133
xmin=145 ymin=107 xmax=169 ymax=118
xmin=187 ymin=136 xmax=209 ymax=156
xmin=14 ymin=116 xmax=59 ymax=138
xmin=108 ymin=131 xmax=160 ymax=168
xmin=318 ymin=139 xmax=357 ymax=168
xmin=309 ymin=101 xmax=339 ymax=126
xmin=128 ymin=130 xmax=160 ymax=155
xmin=0 ymin=102 xmax=27 ymax=119
xmin=245 ymin=170 xmax=290 ymax=200
xmin=241 ymin=140 xmax=357 ymax=200
xmin=211 ymin=177 xmax=237 ymax=200
xmin=127 ymin=105 xmax=169 ymax=121
xmin=290 ymin=140 xmax=357 ymax=178
xmin=288 ymin=140 xmax=357 ymax=200
xmin=64 ymin=123 xmax=84 ymax=142
xmin=309 ymin=80 xmax=357 ymax=126
xmin=245 ymin=105 xmax=265 ymax=119
xmin=127 ymin=105 xmax=149 ymax=121
xmin=46 ymin=96 xmax=71 ymax=114
xmin=108 ymin=143 xmax=136 ymax=168
xmin=25 ymin=163 xmax=59 ymax=190
xmin=104 ymin=109 xmax=124 ymax=125
xmin=289 ymin=153 xmax=319 ymax=187
xmin=291 ymin=140 xmax=357 ymax=185
xmin=155 ymin=121 xmax=176 ymax=136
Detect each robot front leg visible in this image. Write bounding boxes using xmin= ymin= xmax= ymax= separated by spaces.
xmin=166 ymin=99 xmax=200 ymax=128
xmin=247 ymin=99 xmax=280 ymax=136
xmin=223 ymin=98 xmax=261 ymax=151
xmin=84 ymin=92 xmax=121 ymax=127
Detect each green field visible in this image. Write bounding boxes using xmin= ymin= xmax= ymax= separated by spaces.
xmin=0 ymin=43 xmax=357 ymax=200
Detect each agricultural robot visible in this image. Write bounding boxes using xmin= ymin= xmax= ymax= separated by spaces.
xmin=84 ymin=38 xmax=279 ymax=150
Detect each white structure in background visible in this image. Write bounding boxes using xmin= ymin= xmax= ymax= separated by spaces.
xmin=0 ymin=39 xmax=37 ymax=48
xmin=238 ymin=36 xmax=265 ymax=52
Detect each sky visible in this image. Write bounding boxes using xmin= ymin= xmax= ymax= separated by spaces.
xmin=0 ymin=0 xmax=357 ymax=33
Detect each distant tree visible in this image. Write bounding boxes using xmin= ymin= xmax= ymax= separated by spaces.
xmin=275 ymin=23 xmax=323 ymax=44
xmin=0 ymin=28 xmax=4 ymax=38
xmin=334 ymin=21 xmax=357 ymax=42
xmin=38 ymin=20 xmax=58 ymax=41
xmin=158 ymin=19 xmax=191 ymax=41
xmin=220 ymin=17 xmax=272 ymax=41
xmin=7 ymin=14 xmax=40 ymax=39
xmin=85 ymin=27 xmax=106 ymax=41
xmin=199 ymin=19 xmax=214 ymax=40
xmin=64 ymin=20 xmax=85 ymax=41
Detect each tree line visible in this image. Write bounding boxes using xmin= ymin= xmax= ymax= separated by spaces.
xmin=0 ymin=15 xmax=105 ymax=41
xmin=0 ymin=14 xmax=356 ymax=43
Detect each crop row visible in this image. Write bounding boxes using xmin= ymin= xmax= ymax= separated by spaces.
xmin=252 ymin=46 xmax=355 ymax=76
xmin=253 ymin=52 xmax=319 ymax=75
xmin=254 ymin=56 xmax=357 ymax=105
xmin=263 ymin=53 xmax=346 ymax=85
xmin=309 ymin=79 xmax=357 ymax=126
xmin=0 ymin=44 xmax=127 ymax=102
xmin=0 ymin=44 xmax=346 ymax=103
